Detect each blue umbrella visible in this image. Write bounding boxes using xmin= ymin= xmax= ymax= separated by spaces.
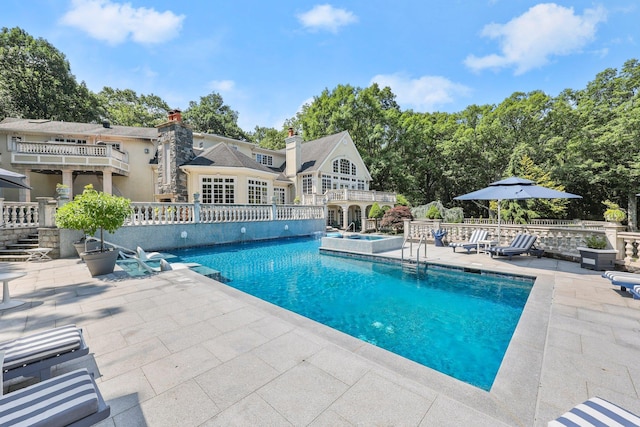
xmin=454 ymin=177 xmax=582 ymax=238
xmin=0 ymin=168 xmax=30 ymax=189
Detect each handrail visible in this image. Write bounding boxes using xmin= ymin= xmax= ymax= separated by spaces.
xmin=346 ymin=222 xmax=356 ymax=232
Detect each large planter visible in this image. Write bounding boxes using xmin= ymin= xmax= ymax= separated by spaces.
xmin=81 ymin=249 xmax=119 ymax=277
xmin=576 ymin=247 xmax=618 ymax=271
xmin=73 ymin=240 xmax=100 ymax=257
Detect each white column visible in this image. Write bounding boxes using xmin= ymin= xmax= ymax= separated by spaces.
xmin=103 ymin=170 xmax=113 ymax=195
xmin=360 ymin=205 xmax=367 ymax=232
xmin=62 ymin=170 xmax=73 ymax=198
xmin=20 ymin=169 xmax=31 ymax=202
xmin=342 ymin=205 xmax=349 ymax=229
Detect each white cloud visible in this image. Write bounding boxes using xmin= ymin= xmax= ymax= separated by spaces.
xmin=297 ymin=4 xmax=358 ymax=33
xmin=208 ymin=80 xmax=236 ymax=92
xmin=371 ymin=73 xmax=471 ymax=112
xmin=60 ymin=0 xmax=185 ymax=45
xmin=464 ymin=3 xmax=607 ymax=74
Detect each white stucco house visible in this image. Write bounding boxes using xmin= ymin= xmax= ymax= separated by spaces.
xmin=0 ymin=111 xmax=396 ymax=229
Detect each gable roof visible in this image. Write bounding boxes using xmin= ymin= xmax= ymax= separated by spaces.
xmin=296 ymin=131 xmax=349 ymax=173
xmin=0 ymin=117 xmax=158 ymax=140
xmin=184 ymin=142 xmax=276 ymax=174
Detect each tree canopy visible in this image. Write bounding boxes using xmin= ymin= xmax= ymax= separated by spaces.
xmin=0 ymin=27 xmax=101 ymax=122
xmin=3 ymin=27 xmax=640 ymax=226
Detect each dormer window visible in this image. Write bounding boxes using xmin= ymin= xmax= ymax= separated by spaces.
xmin=255 ymin=153 xmax=273 ymax=166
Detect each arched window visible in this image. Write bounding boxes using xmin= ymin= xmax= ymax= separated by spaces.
xmin=333 ymin=158 xmax=356 ymax=176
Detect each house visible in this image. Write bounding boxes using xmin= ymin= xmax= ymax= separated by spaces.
xmin=0 ymin=112 xmax=395 ymax=229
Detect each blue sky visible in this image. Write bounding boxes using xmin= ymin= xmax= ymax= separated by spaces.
xmin=2 ymin=1 xmax=638 ymax=132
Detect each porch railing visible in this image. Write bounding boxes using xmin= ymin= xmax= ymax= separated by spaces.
xmin=0 ymin=201 xmax=39 ymax=228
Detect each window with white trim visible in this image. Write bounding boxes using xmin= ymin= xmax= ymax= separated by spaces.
xmin=201 ymin=177 xmax=235 ymax=203
xmin=333 ymin=158 xmax=356 ymax=176
xmin=302 ymin=174 xmax=313 ymax=194
xmin=248 ymin=179 xmax=268 ymax=204
xmin=255 ymin=153 xmax=273 ymax=166
xmin=274 ymin=187 xmax=286 ymax=204
xmin=321 ymin=174 xmax=332 ymax=194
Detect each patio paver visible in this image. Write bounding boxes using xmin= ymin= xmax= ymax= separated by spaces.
xmin=0 ymin=245 xmax=639 ymax=426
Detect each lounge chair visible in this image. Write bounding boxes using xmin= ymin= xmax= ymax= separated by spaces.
xmin=0 ymin=362 xmax=110 ymax=427
xmin=136 ymin=246 xmax=164 ymax=262
xmin=0 ymin=325 xmax=89 ymax=382
xmin=601 ymin=271 xmax=640 ymax=297
xmin=449 ymin=229 xmax=489 ymax=253
xmin=159 ymin=259 xmax=200 ymax=271
xmin=489 ymin=234 xmax=538 ymax=260
xmin=549 ymin=396 xmax=640 ymax=426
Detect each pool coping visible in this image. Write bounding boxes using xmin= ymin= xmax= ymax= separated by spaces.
xmin=320 ymin=248 xmax=555 ymax=425
xmin=211 ymin=245 xmax=554 ymax=426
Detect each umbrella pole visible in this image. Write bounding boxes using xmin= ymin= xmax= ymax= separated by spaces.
xmin=497 ymin=200 xmax=501 ymax=243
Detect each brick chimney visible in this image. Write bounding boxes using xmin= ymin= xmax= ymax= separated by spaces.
xmin=285 ymin=128 xmax=302 ymax=177
xmin=168 ymin=109 xmax=182 ymax=122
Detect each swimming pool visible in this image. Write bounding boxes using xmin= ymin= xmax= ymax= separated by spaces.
xmin=169 ymin=237 xmax=533 ymax=390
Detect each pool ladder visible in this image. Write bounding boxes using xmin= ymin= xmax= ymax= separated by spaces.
xmin=401 ymin=234 xmax=427 ymax=276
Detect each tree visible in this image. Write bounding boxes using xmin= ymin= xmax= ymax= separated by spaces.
xmin=0 ymin=27 xmax=101 ymax=122
xmin=380 ymin=206 xmax=413 ymax=233
xmin=183 ymin=92 xmax=248 ymax=140
xmin=98 ymin=87 xmax=170 ymax=127
xmin=249 ymin=126 xmax=288 ymax=150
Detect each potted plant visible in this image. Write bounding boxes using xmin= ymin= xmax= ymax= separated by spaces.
xmin=55 ymin=184 xmax=132 ymax=276
xmin=576 ymin=234 xmax=617 ymax=271
xmin=603 ymin=200 xmax=626 ymax=224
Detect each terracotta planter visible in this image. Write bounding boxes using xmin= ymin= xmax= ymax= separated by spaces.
xmin=81 ymin=249 xmax=119 ymax=276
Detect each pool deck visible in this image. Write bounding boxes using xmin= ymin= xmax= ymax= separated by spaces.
xmin=1 ymin=243 xmax=639 ymax=426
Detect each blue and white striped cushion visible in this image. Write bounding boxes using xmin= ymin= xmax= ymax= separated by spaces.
xmin=0 ymin=369 xmax=99 ymax=427
xmin=549 ymin=397 xmax=640 ymax=426
xmin=0 ymin=325 xmax=82 ymax=372
xmin=449 ymin=230 xmax=488 ymax=247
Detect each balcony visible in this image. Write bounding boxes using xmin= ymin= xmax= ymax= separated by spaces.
xmin=10 ymin=141 xmax=129 ymax=175
xmin=302 ymin=189 xmax=397 ymax=205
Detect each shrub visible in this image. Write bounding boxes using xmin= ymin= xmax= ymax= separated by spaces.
xmin=426 ymin=205 xmax=442 ymax=219
xmin=395 ymin=194 xmax=410 ymax=207
xmin=380 ymin=206 xmax=413 ymax=233
xmin=602 ymin=200 xmax=626 ymax=223
xmin=443 ymin=207 xmax=464 ymax=223
xmin=368 ymin=202 xmax=384 ymax=219
xmin=583 ymin=235 xmax=607 ymax=249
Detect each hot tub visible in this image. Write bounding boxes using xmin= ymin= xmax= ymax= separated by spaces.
xmin=320 ymin=234 xmax=404 ymax=254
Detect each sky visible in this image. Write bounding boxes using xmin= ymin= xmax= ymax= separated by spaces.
xmin=2 ymin=1 xmax=639 ymax=132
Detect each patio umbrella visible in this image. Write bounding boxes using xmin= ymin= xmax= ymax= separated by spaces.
xmin=0 ymin=168 xmax=30 ymax=189
xmin=454 ymin=177 xmax=582 ymax=238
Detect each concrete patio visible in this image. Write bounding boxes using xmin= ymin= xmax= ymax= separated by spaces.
xmin=1 ymin=243 xmax=639 ymax=426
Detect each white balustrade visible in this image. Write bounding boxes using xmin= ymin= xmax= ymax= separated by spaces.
xmin=1 ymin=202 xmax=39 ymax=228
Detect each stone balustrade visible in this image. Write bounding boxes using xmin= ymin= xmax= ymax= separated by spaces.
xmin=0 ymin=199 xmax=39 ymax=228
xmin=404 ymin=219 xmax=640 ymax=268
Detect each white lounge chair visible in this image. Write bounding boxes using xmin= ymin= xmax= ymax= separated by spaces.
xmin=549 ymin=396 xmax=640 ymax=426
xmin=136 ymin=246 xmax=164 ymax=261
xmin=0 ymin=325 xmax=88 ymax=382
xmin=449 ymin=229 xmax=488 ymax=253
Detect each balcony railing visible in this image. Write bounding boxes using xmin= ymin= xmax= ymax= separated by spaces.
xmin=11 ymin=141 xmax=129 ymax=172
xmin=302 ymin=189 xmax=397 ymax=205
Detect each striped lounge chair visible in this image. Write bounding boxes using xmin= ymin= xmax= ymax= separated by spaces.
xmin=489 ymin=234 xmax=538 ymax=260
xmin=549 ymin=396 xmax=640 ymax=426
xmin=449 ymin=229 xmax=488 ymax=253
xmin=0 ymin=366 xmax=110 ymax=427
xmin=602 ymin=271 xmax=640 ymax=298
xmin=0 ymin=325 xmax=88 ymax=382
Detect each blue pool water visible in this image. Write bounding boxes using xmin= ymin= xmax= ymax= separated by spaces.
xmin=169 ymin=237 xmax=533 ymax=390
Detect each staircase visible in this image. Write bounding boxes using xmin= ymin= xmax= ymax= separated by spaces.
xmin=0 ymin=233 xmax=39 ymax=262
